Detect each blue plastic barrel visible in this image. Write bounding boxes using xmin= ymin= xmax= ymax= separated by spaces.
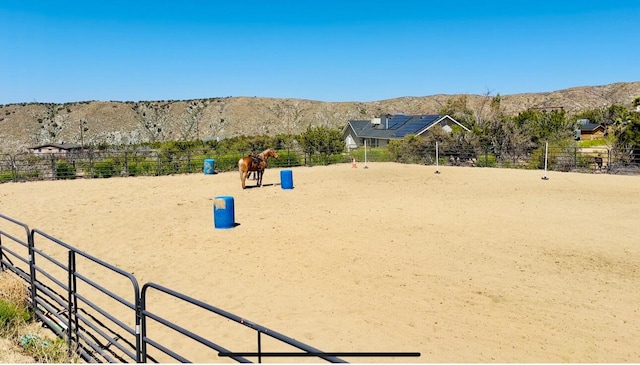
xmin=280 ymin=170 xmax=294 ymax=189
xmin=213 ymin=196 xmax=235 ymax=229
xmin=203 ymin=159 xmax=215 ymax=174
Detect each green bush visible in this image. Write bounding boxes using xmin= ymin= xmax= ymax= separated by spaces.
xmin=182 ymin=156 xmax=206 ymax=174
xmin=0 ymin=299 xmax=31 ymax=329
xmin=21 ymin=335 xmax=72 ymax=363
xmin=214 ymin=154 xmax=244 ymax=172
xmin=55 ymin=161 xmax=76 ymax=179
xmin=0 ymin=171 xmax=14 ymax=183
xmin=272 ymin=150 xmax=302 ymax=167
xmin=127 ymin=160 xmax=156 ymax=176
xmin=93 ymin=159 xmax=117 ymax=178
xmin=476 ymin=153 xmax=498 ymax=167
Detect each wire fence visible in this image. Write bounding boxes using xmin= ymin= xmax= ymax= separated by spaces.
xmin=0 ymin=144 xmax=639 ymax=183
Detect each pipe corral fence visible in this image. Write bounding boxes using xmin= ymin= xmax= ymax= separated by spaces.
xmin=0 ymin=213 xmax=418 ymax=363
xmin=2 ymin=145 xmax=638 ymax=184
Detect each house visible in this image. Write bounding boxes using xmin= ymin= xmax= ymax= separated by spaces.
xmin=343 ymin=114 xmax=469 ymax=149
xmin=30 ymin=143 xmax=83 ymax=156
xmin=575 ymin=119 xmax=606 ymax=141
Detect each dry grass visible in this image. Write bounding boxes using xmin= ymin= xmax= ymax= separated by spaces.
xmin=0 ymin=271 xmax=75 ymax=363
xmin=0 ymin=271 xmax=29 ymax=305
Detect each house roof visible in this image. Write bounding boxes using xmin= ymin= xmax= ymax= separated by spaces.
xmin=346 ymin=114 xmax=468 ymax=139
xmin=580 ymin=123 xmax=604 ymax=132
xmin=30 ymin=143 xmax=82 ymax=150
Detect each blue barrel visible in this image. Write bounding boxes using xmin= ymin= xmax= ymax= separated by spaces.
xmin=203 ymin=158 xmax=215 ymax=174
xmin=280 ymin=169 xmax=294 ymax=189
xmin=213 ymin=196 xmax=235 ymax=229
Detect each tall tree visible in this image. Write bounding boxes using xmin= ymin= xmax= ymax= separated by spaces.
xmin=514 ymin=109 xmax=574 ymax=145
xmin=297 ymin=125 xmax=343 ymax=162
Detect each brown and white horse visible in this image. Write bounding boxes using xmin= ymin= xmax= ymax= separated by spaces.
xmin=238 ymin=148 xmax=279 ymax=189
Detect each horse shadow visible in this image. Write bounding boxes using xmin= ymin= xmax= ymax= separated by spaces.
xmin=244 ymin=183 xmax=279 ymax=189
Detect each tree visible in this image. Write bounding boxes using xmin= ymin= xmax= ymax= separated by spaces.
xmin=573 ymin=108 xmax=606 ymax=125
xmin=602 ymin=104 xmax=630 ymax=127
xmin=437 ymin=95 xmax=474 ymax=127
xmin=493 ymin=116 xmax=532 ymax=163
xmin=612 ymin=109 xmax=640 ymax=162
xmin=387 ymin=133 xmax=444 ymax=164
xmin=297 ymin=126 xmax=343 ymax=163
xmin=514 ymin=109 xmax=574 ymax=145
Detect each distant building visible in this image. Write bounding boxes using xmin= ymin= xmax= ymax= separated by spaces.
xmin=30 ymin=143 xmax=83 ymax=156
xmin=343 ymin=114 xmax=469 ymax=149
xmin=575 ymin=119 xmax=606 ymax=141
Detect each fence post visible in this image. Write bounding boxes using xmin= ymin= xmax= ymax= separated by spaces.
xmin=484 ymin=146 xmax=489 ymax=167
xmin=124 ymin=151 xmax=129 ymax=177
xmin=89 ymin=150 xmax=94 ymax=178
xmin=27 ymin=230 xmax=38 ymax=316
xmin=68 ymin=250 xmax=76 ymax=358
xmin=50 ymin=154 xmax=56 ymax=180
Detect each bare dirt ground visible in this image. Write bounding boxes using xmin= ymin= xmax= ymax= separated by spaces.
xmin=1 ymin=162 xmax=639 ymax=363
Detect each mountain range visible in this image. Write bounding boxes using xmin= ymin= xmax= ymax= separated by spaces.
xmin=1 ymin=81 xmax=639 ymax=152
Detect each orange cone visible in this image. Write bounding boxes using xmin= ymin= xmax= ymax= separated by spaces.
xmin=352 ymin=158 xmax=357 ymax=168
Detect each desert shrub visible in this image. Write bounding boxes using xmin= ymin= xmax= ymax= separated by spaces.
xmin=127 ymin=160 xmax=157 ymax=176
xmin=213 ymin=154 xmax=243 ymax=172
xmin=21 ymin=335 xmax=72 ymax=363
xmin=527 ymin=147 xmax=547 ymax=170
xmin=0 ymin=171 xmax=14 ymax=183
xmin=272 ymin=150 xmax=302 ymax=167
xmin=0 ymin=272 xmax=30 ymax=331
xmin=180 ymin=156 xmax=206 ymax=174
xmin=93 ymin=159 xmax=117 ymax=178
xmin=55 ymin=160 xmax=76 ymax=179
xmin=0 ymin=300 xmax=31 ymax=330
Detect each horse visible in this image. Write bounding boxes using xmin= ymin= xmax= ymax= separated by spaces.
xmin=238 ymin=148 xmax=279 ymax=189
xmin=594 ymin=156 xmax=604 ymax=172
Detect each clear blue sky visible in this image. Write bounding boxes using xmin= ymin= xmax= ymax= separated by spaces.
xmin=1 ymin=1 xmax=638 ymax=104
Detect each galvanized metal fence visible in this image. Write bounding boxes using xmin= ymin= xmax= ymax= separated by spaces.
xmin=0 ymin=147 xmax=356 ymax=183
xmin=1 ymin=213 xmax=419 ymax=363
xmin=1 ymin=144 xmax=637 ymax=184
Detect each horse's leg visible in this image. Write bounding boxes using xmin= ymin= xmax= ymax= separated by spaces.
xmin=257 ymin=170 xmax=263 ymax=187
xmin=239 ymin=167 xmax=247 ymax=189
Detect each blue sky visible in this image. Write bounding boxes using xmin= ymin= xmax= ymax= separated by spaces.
xmin=1 ymin=1 xmax=638 ymax=104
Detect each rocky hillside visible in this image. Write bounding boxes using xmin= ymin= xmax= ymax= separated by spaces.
xmin=1 ymin=82 xmax=639 ymax=152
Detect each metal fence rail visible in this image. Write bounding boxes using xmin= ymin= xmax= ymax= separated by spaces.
xmin=2 ymin=144 xmax=638 ymax=184
xmin=29 ymin=228 xmax=142 ymax=362
xmin=140 ymin=283 xmax=345 ymax=363
xmin=1 ymin=214 xmax=416 ymax=363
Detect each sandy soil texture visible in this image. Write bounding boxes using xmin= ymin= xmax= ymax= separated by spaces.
xmin=1 ymin=162 xmax=639 ymax=363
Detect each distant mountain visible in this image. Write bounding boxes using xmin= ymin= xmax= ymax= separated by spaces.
xmin=1 ymin=82 xmax=639 ymax=152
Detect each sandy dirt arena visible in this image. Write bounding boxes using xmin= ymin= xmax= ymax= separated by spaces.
xmin=1 ymin=162 xmax=639 ymax=363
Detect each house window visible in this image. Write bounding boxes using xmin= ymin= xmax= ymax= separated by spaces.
xmin=365 ymin=138 xmax=379 ymax=148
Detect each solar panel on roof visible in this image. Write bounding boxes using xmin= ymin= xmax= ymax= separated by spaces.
xmin=392 ymin=115 xmax=441 ymax=137
xmin=385 ymin=115 xmax=411 ymax=129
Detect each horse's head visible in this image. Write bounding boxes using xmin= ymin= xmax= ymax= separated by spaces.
xmin=266 ymin=148 xmax=278 ymax=159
